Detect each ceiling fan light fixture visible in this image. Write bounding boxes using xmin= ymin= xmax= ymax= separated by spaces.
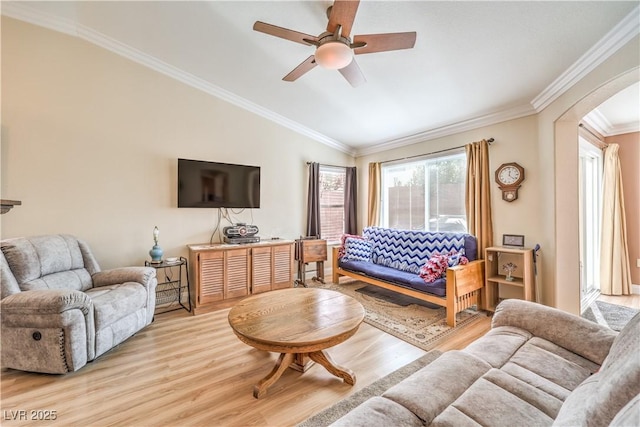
xmin=315 ymin=41 xmax=353 ymax=70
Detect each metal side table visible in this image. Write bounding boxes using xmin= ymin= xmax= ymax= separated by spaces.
xmin=145 ymin=257 xmax=191 ymax=314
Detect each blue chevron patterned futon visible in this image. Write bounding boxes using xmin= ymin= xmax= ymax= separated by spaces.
xmin=338 ymin=226 xmax=478 ymax=298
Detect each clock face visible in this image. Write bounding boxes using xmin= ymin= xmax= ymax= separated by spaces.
xmin=498 ymin=166 xmax=521 ymax=185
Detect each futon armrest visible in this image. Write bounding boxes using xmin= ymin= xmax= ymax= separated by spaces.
xmin=492 ymin=299 xmax=617 ymax=365
xmin=92 ymin=267 xmax=157 ymax=289
xmin=448 ymin=259 xmax=484 ymax=278
xmin=0 ymin=289 xmax=92 ymax=315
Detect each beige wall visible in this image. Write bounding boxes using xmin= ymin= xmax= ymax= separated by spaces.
xmin=547 ymin=33 xmax=639 ymax=314
xmin=357 ymin=35 xmax=639 ymax=312
xmin=0 ymin=18 xmax=353 ymax=269
xmin=606 ymin=132 xmax=640 ymax=285
xmin=356 ymin=116 xmax=544 ymax=292
xmin=2 ymin=17 xmax=638 ymax=310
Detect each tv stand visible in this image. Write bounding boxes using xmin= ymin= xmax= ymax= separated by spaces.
xmin=187 ymin=240 xmax=295 ymax=314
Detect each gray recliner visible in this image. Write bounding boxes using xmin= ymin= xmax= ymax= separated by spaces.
xmin=1 ymin=234 xmax=157 ymax=373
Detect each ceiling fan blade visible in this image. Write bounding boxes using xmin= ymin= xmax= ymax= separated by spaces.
xmin=338 ymin=59 xmax=366 ymax=87
xmin=353 ymin=32 xmax=417 ymax=55
xmin=253 ymin=21 xmax=318 ymax=46
xmin=327 ymin=0 xmax=360 ymax=38
xmin=283 ymin=56 xmax=318 ymax=82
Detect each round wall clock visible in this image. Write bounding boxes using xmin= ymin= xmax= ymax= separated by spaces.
xmin=495 ymin=162 xmax=525 ymax=202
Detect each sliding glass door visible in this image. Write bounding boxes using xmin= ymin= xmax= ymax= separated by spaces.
xmin=579 ymin=137 xmax=603 ymax=310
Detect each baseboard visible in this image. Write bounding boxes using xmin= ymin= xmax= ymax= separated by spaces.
xmin=632 ymin=284 xmax=640 ymax=295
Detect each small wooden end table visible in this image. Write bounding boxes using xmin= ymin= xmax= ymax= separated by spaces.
xmin=228 ymin=288 xmax=365 ymax=398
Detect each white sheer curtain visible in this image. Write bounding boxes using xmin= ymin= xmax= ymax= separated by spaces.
xmin=600 ymin=144 xmax=632 ymax=295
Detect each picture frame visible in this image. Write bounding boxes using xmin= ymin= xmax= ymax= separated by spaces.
xmin=502 ymin=234 xmax=525 ymax=247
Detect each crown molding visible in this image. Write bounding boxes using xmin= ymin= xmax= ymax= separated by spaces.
xmin=607 ymin=122 xmax=640 ymax=136
xmin=583 ymin=107 xmax=640 ymax=137
xmin=3 ymin=2 xmax=636 ymax=158
xmin=581 ymin=108 xmax=610 ymax=136
xmin=1 ymin=1 xmax=78 ymax=36
xmin=1 ymin=3 xmax=355 ymax=156
xmin=355 ymin=103 xmax=536 ymax=157
xmin=531 ymin=6 xmax=640 ymax=112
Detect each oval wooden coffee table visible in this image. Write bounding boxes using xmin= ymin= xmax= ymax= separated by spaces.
xmin=228 ymin=287 xmax=365 ymax=398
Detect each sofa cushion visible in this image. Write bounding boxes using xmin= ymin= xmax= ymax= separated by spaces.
xmin=339 ymin=259 xmax=447 ymax=297
xmin=553 ymin=311 xmax=640 ymax=427
xmin=504 ymin=337 xmax=597 ymax=392
xmin=382 ymin=350 xmax=491 ymax=424
xmin=363 ymin=227 xmax=471 ymax=274
xmin=330 ymin=396 xmax=423 ymax=427
xmin=86 ymin=283 xmax=147 ymax=331
xmin=432 ymin=369 xmax=556 ymax=426
xmin=342 ymin=237 xmax=373 ymax=262
xmin=1 ymin=235 xmax=92 ymax=292
xmin=610 ymin=394 xmax=640 ymax=427
xmin=463 ymin=325 xmax=531 ymax=368
xmin=492 ymin=299 xmax=617 ymax=365
xmin=337 ymin=233 xmax=366 ymax=259
xmin=20 ymin=270 xmax=94 ymax=293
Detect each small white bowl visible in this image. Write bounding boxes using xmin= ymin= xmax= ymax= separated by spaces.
xmin=165 ymin=257 xmax=178 ymax=263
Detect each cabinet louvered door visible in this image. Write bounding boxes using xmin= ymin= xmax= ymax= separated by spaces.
xmin=252 ymin=246 xmax=273 ymax=294
xmin=225 ymin=248 xmax=250 ymax=299
xmin=197 ymin=251 xmax=224 ymax=304
xmin=189 ymin=241 xmax=294 ymax=314
xmin=272 ymin=244 xmax=294 ymax=290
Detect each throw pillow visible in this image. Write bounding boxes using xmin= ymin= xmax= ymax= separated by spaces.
xmin=447 ymin=251 xmax=469 ymax=267
xmin=338 ymin=233 xmax=366 ymax=259
xmin=419 ymin=254 xmax=449 ymax=283
xmin=342 ymin=237 xmax=373 ymax=262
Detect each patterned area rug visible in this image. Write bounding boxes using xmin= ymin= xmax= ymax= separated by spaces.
xmin=309 ymin=280 xmax=486 ymax=351
xmin=297 ymin=350 xmax=442 ymax=427
xmin=582 ymin=300 xmax=639 ymax=331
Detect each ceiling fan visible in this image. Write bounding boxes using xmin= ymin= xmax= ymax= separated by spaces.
xmin=253 ymin=0 xmax=416 ymax=87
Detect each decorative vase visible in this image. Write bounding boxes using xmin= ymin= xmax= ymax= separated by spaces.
xmin=149 ymin=245 xmax=163 ymax=264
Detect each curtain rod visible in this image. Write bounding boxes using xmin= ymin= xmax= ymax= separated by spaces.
xmin=380 ymin=138 xmax=494 ymax=164
xmin=306 ymin=162 xmax=349 ymax=169
xmin=578 ymin=123 xmax=606 ymax=145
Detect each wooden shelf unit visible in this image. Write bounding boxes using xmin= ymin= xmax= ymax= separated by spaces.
xmin=188 ymin=240 xmax=295 ymax=314
xmin=485 ymin=246 xmax=536 ymax=311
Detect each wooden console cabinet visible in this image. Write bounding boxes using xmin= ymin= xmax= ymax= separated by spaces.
xmin=188 ymin=240 xmax=295 ymax=314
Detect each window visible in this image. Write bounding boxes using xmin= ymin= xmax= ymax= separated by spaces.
xmin=381 ymin=151 xmax=467 ymax=232
xmin=579 ymin=137 xmax=602 ymax=304
xmin=319 ymin=166 xmax=346 ymax=242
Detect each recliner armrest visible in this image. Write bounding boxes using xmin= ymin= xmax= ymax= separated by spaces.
xmin=92 ymin=267 xmax=156 ymax=289
xmin=492 ymin=299 xmax=617 ymax=365
xmin=1 ymin=289 xmax=92 ymax=315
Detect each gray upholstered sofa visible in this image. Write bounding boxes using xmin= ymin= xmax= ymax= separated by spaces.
xmin=331 ymin=299 xmax=640 ymax=426
xmin=1 ymin=234 xmax=157 ymax=374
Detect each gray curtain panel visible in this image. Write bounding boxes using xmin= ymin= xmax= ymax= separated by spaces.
xmin=306 ymin=162 xmax=321 ymax=237
xmin=345 ymin=166 xmax=358 ymax=235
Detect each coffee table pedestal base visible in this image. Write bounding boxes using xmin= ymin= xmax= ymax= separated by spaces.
xmin=290 ymin=353 xmax=314 ymax=372
xmin=253 ymin=350 xmax=356 ymax=399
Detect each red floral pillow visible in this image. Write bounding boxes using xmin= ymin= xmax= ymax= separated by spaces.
xmin=419 ymin=254 xmax=450 ymax=283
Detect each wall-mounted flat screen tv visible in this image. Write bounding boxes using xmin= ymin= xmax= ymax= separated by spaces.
xmin=178 ymin=158 xmax=260 ymax=208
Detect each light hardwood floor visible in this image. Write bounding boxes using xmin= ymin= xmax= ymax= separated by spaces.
xmin=597 ymin=293 xmax=640 ymax=309
xmin=0 ymin=306 xmax=491 ymax=427
xmin=2 ymin=294 xmax=637 ymax=426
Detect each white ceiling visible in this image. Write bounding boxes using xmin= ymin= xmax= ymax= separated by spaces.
xmin=3 ymin=1 xmax=639 ymax=156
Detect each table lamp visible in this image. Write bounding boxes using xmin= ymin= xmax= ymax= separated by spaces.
xmin=149 ymin=226 xmax=163 ymax=264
